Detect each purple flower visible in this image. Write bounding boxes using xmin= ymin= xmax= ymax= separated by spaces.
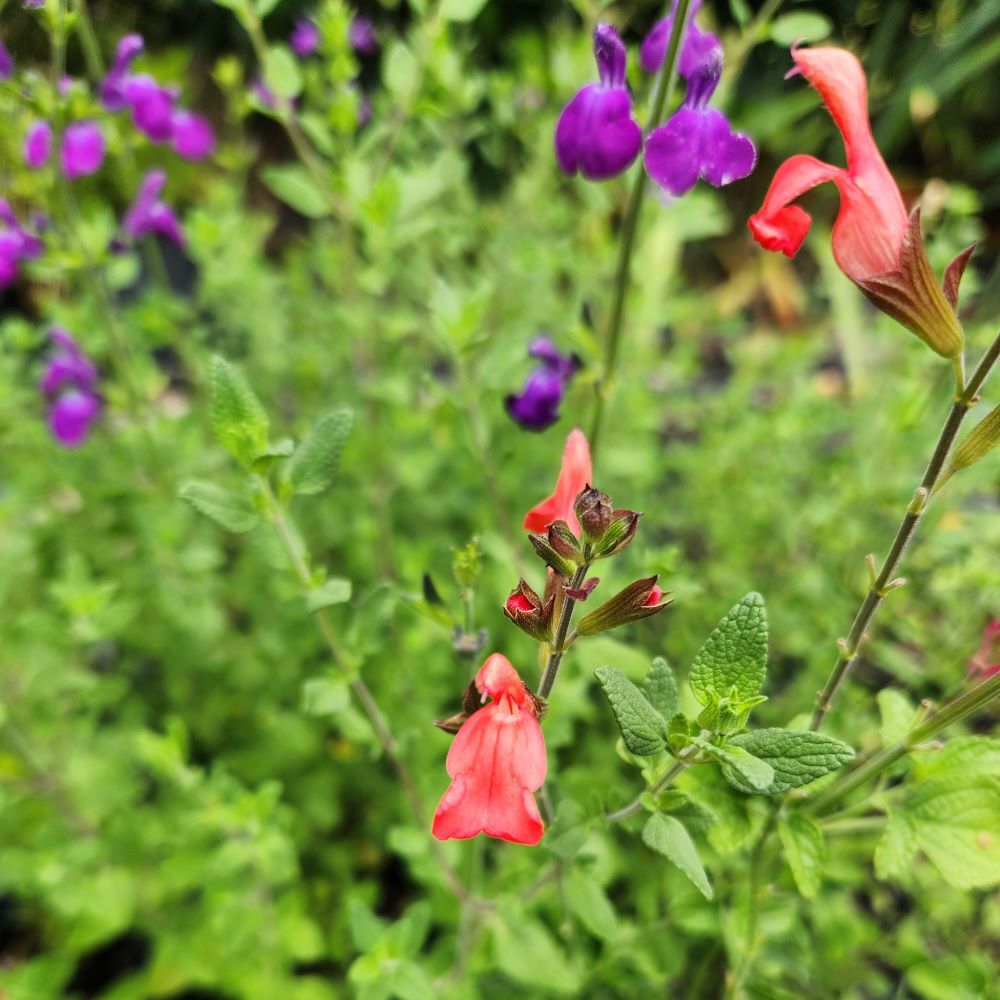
xmin=23 ymin=0 xmax=45 ymax=8
xmin=170 ymin=110 xmax=215 ymax=159
xmin=123 ymin=74 xmax=178 ymax=142
xmin=555 ymin=24 xmax=641 ymax=181
xmin=40 ymin=329 xmax=101 ymax=448
xmin=251 ymin=74 xmax=277 ymax=110
xmin=349 ymin=15 xmax=378 ymax=55
xmin=291 ymin=17 xmax=321 ymax=57
xmin=101 ymin=33 xmax=144 ymax=110
xmin=505 ymin=336 xmax=580 ymax=431
xmin=60 ymin=120 xmax=105 ymax=179
xmin=122 ymin=170 xmax=185 ymax=247
xmin=643 ymin=45 xmax=755 ymax=197
xmin=24 ymin=121 xmax=52 ymax=169
xmin=639 ymin=0 xmax=719 ymax=79
xmin=0 ymin=38 xmax=12 ymax=80
xmin=0 ymin=200 xmax=43 ymax=287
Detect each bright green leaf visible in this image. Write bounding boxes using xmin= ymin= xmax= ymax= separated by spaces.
xmin=778 ymin=812 xmax=826 ymax=899
xmin=384 ymin=42 xmax=418 ymax=98
xmin=285 ymin=408 xmax=353 ymax=496
xmin=641 ymin=656 xmax=679 ymax=722
xmin=565 ymin=869 xmax=618 ymax=940
xmin=594 ymin=666 xmax=668 ymax=757
xmin=266 ymin=44 xmax=302 ymax=99
xmin=256 ymin=0 xmax=281 ymax=15
xmin=642 ymin=813 xmax=713 ymax=900
xmin=689 ymin=592 xmax=767 ymax=705
xmin=877 ymin=688 xmax=917 ymax=746
xmin=260 ymin=164 xmax=332 ymax=220
xmin=209 ymin=356 xmax=270 ymax=467
xmin=307 ymin=577 xmax=352 ymax=612
xmin=179 ymin=480 xmax=260 ymax=533
xmin=769 ymin=12 xmax=832 ymax=46
xmin=915 ymin=736 xmax=1000 ymax=781
xmin=727 ymin=728 xmax=854 ymax=794
xmin=874 ymin=811 xmax=918 ymax=881
xmin=693 ymin=738 xmax=774 ymax=792
xmin=544 ymin=799 xmax=589 ymax=861
xmin=440 ymin=0 xmax=488 ymax=21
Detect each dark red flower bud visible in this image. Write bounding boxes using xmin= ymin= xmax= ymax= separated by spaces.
xmin=592 ymin=508 xmax=641 ymax=558
xmin=574 ymin=486 xmax=613 ymax=541
xmin=503 ymin=578 xmax=555 ymax=642
xmin=575 ymin=575 xmax=672 ymax=637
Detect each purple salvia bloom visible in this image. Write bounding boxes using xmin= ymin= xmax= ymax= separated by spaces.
xmin=349 ymin=15 xmax=378 ymax=55
xmin=555 ymin=24 xmax=641 ymax=181
xmin=505 ymin=336 xmax=580 ymax=431
xmin=60 ymin=121 xmax=105 ymax=179
xmin=170 ymin=110 xmax=215 ymax=159
xmin=0 ymin=199 xmax=43 ymax=259
xmin=639 ymin=0 xmax=719 ymax=79
xmin=40 ymin=329 xmax=101 ymax=448
xmin=122 ymin=170 xmax=186 ymax=247
xmin=24 ymin=121 xmax=52 ymax=169
xmin=123 ymin=74 xmax=177 ymax=142
xmin=643 ymin=46 xmax=756 ymax=197
xmin=0 ymin=38 xmax=13 ymax=80
xmin=101 ymin=33 xmax=144 ymax=110
xmin=0 ymin=234 xmax=22 ymax=286
xmin=291 ymin=18 xmax=321 ymax=57
xmin=23 ymin=0 xmax=45 ymax=8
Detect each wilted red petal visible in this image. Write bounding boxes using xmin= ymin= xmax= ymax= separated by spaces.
xmin=432 ymin=654 xmax=547 ymax=845
xmin=523 ymin=428 xmax=592 ymax=535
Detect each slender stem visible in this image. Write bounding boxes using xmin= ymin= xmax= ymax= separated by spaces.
xmin=809 ymin=330 xmax=1000 ymax=730
xmin=808 ymin=670 xmax=1000 ymax=816
xmin=255 ymin=476 xmax=475 ymax=903
xmin=537 ymin=563 xmax=589 ymax=699
xmin=588 ymin=0 xmax=693 ymax=460
xmin=605 ymin=745 xmax=697 ymax=823
xmin=820 ymin=816 xmax=885 ymax=837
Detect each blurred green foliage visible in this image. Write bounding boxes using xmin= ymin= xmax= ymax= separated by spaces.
xmin=0 ymin=1 xmax=998 ymax=998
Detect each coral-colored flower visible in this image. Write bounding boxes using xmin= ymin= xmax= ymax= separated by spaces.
xmin=432 ymin=654 xmax=547 ymax=845
xmin=968 ymin=619 xmax=1000 ymax=681
xmin=523 ymin=428 xmax=592 ymax=535
xmin=749 ymin=47 xmax=907 ymax=281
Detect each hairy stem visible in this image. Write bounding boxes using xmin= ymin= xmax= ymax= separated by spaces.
xmin=810 ymin=330 xmax=1000 ymax=730
xmin=605 ymin=745 xmax=698 ymax=823
xmin=588 ymin=0 xmax=693 ymax=460
xmin=537 ymin=563 xmax=590 ymax=699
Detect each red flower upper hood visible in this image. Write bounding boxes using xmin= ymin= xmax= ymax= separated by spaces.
xmin=523 ymin=428 xmax=592 ymax=536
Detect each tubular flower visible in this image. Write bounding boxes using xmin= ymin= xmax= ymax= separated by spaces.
xmin=349 ymin=15 xmax=378 ymax=55
xmin=60 ymin=121 xmax=105 ymax=179
xmin=644 ymin=46 xmax=756 ymax=197
xmin=748 ymin=46 xmax=966 ymax=358
xmin=24 ymin=120 xmax=52 ymax=169
xmin=555 ymin=23 xmax=641 ymax=181
xmin=121 ymin=170 xmax=186 ymax=248
xmin=640 ymin=0 xmax=718 ymax=79
xmin=291 ymin=18 xmax=321 ymax=57
xmin=432 ymin=654 xmax=547 ymax=845
xmin=0 ymin=199 xmax=43 ymax=287
xmin=523 ymin=428 xmax=592 ymax=535
xmin=968 ymin=619 xmax=1000 ymax=681
xmin=505 ymin=336 xmax=580 ymax=431
xmin=40 ymin=329 xmax=101 ymax=448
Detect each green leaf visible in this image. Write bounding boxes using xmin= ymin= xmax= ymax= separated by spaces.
xmin=693 ymin=738 xmax=774 ymax=792
xmin=265 ymin=44 xmax=302 ymax=99
xmin=209 ymin=356 xmax=270 ymax=468
xmin=877 ymin=688 xmax=917 ymax=746
xmin=778 ymin=812 xmax=826 ymax=899
xmin=256 ymin=0 xmax=281 ymax=15
xmin=915 ymin=736 xmax=1000 ymax=781
xmin=769 ymin=12 xmax=832 ymax=46
xmin=564 ymin=869 xmax=618 ymax=940
xmin=727 ymin=728 xmax=855 ymax=794
xmin=306 ymin=577 xmax=352 ymax=612
xmin=383 ymin=41 xmax=418 ymax=98
xmin=874 ymin=811 xmax=918 ymax=881
xmin=260 ymin=164 xmax=331 ymax=220
xmin=905 ymin=777 xmax=1000 ymax=889
xmin=689 ymin=592 xmax=767 ymax=705
xmin=544 ymin=799 xmax=589 ymax=860
xmin=490 ymin=905 xmax=581 ymax=995
xmin=285 ymin=409 xmax=353 ymax=496
xmin=641 ymin=656 xmax=679 ymax=722
xmin=440 ymin=0 xmax=488 ymax=21
xmin=179 ymin=481 xmax=260 ymax=533
xmin=301 ymin=676 xmax=350 ymax=716
xmin=641 ymin=813 xmax=713 ymax=900
xmin=594 ymin=666 xmax=668 ymax=757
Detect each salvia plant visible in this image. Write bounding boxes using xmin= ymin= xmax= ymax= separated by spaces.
xmin=1 ymin=1 xmax=999 ymax=998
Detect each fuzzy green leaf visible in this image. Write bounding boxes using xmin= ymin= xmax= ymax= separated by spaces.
xmin=689 ymin=592 xmax=767 ymax=705
xmin=877 ymin=688 xmax=917 ymax=746
xmin=727 ymin=728 xmax=855 ymax=794
xmin=179 ymin=481 xmax=260 ymax=533
xmin=306 ymin=577 xmax=352 ymax=612
xmin=265 ymin=44 xmax=302 ymax=99
xmin=564 ymin=869 xmax=618 ymax=940
xmin=915 ymin=736 xmax=1000 ymax=781
xmin=641 ymin=813 xmax=713 ymax=899
xmin=694 ymin=738 xmax=774 ymax=792
xmin=544 ymin=799 xmax=589 ymax=861
xmin=209 ymin=356 xmax=270 ymax=467
xmin=778 ymin=812 xmax=826 ymax=899
xmin=260 ymin=164 xmax=330 ymax=219
xmin=641 ymin=656 xmax=679 ymax=722
xmin=594 ymin=666 xmax=667 ymax=757
xmin=874 ymin=811 xmax=918 ymax=882
xmin=285 ymin=409 xmax=353 ymax=496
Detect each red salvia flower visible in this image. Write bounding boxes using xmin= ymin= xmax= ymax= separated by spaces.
xmin=523 ymin=428 xmax=592 ymax=536
xmin=432 ymin=654 xmax=547 ymax=845
xmin=968 ymin=618 xmax=1000 ymax=681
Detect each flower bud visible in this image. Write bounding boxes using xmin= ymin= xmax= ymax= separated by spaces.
xmin=528 ymin=533 xmax=576 ymax=578
xmin=575 ymin=575 xmax=671 ymax=637
xmin=503 ymin=579 xmax=555 ymax=642
xmin=433 ymin=679 xmax=482 ymax=733
xmin=592 ymin=508 xmax=640 ymax=559
xmin=548 ymin=519 xmax=583 ymax=562
xmin=574 ymin=486 xmax=613 ymax=541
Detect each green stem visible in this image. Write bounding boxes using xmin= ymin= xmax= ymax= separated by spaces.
xmin=809 ymin=329 xmax=1000 ymax=731
xmin=537 ymin=562 xmax=590 ymax=699
xmin=254 ymin=476 xmax=476 ymax=904
xmin=808 ymin=670 xmax=1000 ymax=816
xmin=588 ymin=0 xmax=693 ymax=460
xmin=605 ymin=745 xmax=697 ymax=823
